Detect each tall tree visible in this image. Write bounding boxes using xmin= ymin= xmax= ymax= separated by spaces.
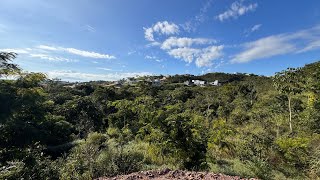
xmin=273 ymin=68 xmax=303 ymax=132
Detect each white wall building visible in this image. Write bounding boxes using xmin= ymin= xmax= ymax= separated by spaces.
xmin=192 ymin=80 xmax=206 ymax=86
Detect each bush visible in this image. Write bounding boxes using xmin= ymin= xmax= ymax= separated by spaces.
xmin=309 ymin=146 xmax=320 ymax=179
xmin=208 ymin=159 xmax=255 ymax=179
xmin=0 ymin=145 xmax=59 ymax=180
xmin=59 ymin=132 xmax=148 ymax=179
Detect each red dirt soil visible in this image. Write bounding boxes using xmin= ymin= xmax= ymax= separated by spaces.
xmin=96 ymin=169 xmax=258 ymax=180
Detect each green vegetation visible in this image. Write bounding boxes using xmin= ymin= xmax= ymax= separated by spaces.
xmin=1 ymin=53 xmax=320 ymax=179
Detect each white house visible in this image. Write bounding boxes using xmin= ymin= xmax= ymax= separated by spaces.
xmin=152 ymin=79 xmax=161 ymax=87
xmin=209 ymin=80 xmax=220 ymax=86
xmin=192 ymin=80 xmax=206 ymax=86
xmin=125 ymin=78 xmax=139 ymax=85
xmin=160 ymin=76 xmax=167 ymax=82
xmin=184 ymin=80 xmax=192 ymax=86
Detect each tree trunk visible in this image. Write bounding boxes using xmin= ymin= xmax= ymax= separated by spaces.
xmin=207 ymin=104 xmax=210 ymax=121
xmin=288 ymin=96 xmax=293 ymax=132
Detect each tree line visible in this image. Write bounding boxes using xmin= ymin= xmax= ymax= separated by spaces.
xmin=0 ymin=52 xmax=319 ymax=179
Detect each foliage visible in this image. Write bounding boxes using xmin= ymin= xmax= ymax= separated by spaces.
xmin=0 ymin=52 xmax=20 ymax=76
xmin=1 ymin=53 xmax=320 ymax=179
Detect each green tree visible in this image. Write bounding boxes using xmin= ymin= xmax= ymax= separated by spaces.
xmin=273 ymin=68 xmax=303 ymax=132
xmin=0 ymin=52 xmax=20 ymax=76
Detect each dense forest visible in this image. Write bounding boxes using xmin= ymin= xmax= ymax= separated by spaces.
xmin=0 ymin=52 xmax=319 ymax=180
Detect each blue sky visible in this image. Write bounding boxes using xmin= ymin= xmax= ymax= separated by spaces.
xmin=1 ymin=0 xmax=320 ymax=81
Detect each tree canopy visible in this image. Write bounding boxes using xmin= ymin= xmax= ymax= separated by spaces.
xmin=1 ymin=53 xmax=320 ymax=180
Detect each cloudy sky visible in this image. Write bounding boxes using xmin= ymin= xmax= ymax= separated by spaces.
xmin=1 ymin=0 xmax=320 ymax=81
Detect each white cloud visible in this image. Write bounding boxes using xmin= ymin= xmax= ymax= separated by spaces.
xmin=232 ymin=35 xmax=296 ymax=63
xmin=85 ymin=25 xmax=96 ymax=33
xmin=29 ymin=54 xmax=78 ymax=62
xmin=37 ymin=45 xmax=58 ymax=51
xmin=146 ymin=41 xmax=161 ymax=47
xmin=0 ymin=48 xmax=31 ymax=54
xmin=143 ymin=20 xmax=223 ymax=67
xmin=37 ymin=45 xmax=116 ymax=59
xmin=298 ymin=40 xmax=320 ymax=53
xmin=153 ymin=21 xmax=179 ymax=36
xmin=251 ymin=24 xmax=262 ymax=32
xmin=127 ymin=50 xmax=136 ymax=55
xmin=65 ymin=48 xmax=115 ymax=59
xmin=232 ymin=25 xmax=320 ymax=63
xmin=182 ymin=0 xmax=213 ymax=32
xmin=167 ymin=45 xmax=223 ymax=67
xmin=195 ymin=45 xmax=224 ymax=67
xmin=216 ymin=1 xmax=258 ymax=22
xmin=97 ymin=67 xmax=113 ymax=71
xmin=145 ymin=55 xmax=157 ymax=59
xmin=1 ymin=46 xmax=114 ymax=62
xmin=46 ymin=70 xmax=152 ymax=82
xmin=144 ymin=21 xmax=179 ymax=41
xmin=245 ymin=24 xmax=262 ymax=37
xmin=145 ymin=55 xmax=163 ymax=63
xmin=144 ymin=28 xmax=155 ymax=42
xmin=182 ymin=21 xmax=194 ymax=33
xmin=168 ymin=47 xmax=200 ymax=64
xmin=195 ymin=0 xmax=213 ymax=22
xmin=0 ymin=47 xmax=78 ymax=63
xmin=161 ymin=37 xmax=215 ymax=50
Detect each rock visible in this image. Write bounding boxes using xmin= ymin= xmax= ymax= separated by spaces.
xmin=159 ymin=168 xmax=171 ymax=175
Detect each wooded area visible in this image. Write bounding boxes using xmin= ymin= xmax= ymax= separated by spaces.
xmin=1 ymin=52 xmax=319 ymax=179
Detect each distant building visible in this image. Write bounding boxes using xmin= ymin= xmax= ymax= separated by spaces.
xmin=125 ymin=78 xmax=138 ymax=85
xmin=152 ymin=79 xmax=161 ymax=87
xmin=192 ymin=80 xmax=206 ymax=86
xmin=208 ymin=80 xmax=221 ymax=86
xmin=113 ymin=81 xmax=123 ymax=88
xmin=160 ymin=76 xmax=167 ymax=82
xmin=184 ymin=80 xmax=192 ymax=86
xmin=63 ymin=84 xmax=77 ymax=88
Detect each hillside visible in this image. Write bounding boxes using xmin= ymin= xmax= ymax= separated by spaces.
xmin=1 ymin=53 xmax=320 ymax=180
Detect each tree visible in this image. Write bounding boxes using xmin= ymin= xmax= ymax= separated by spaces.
xmin=273 ymin=68 xmax=303 ymax=132
xmin=204 ymin=90 xmax=218 ymax=122
xmin=238 ymin=83 xmax=257 ymax=106
xmin=0 ymin=73 xmax=49 ymax=148
xmin=0 ymin=52 xmax=20 ymax=76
